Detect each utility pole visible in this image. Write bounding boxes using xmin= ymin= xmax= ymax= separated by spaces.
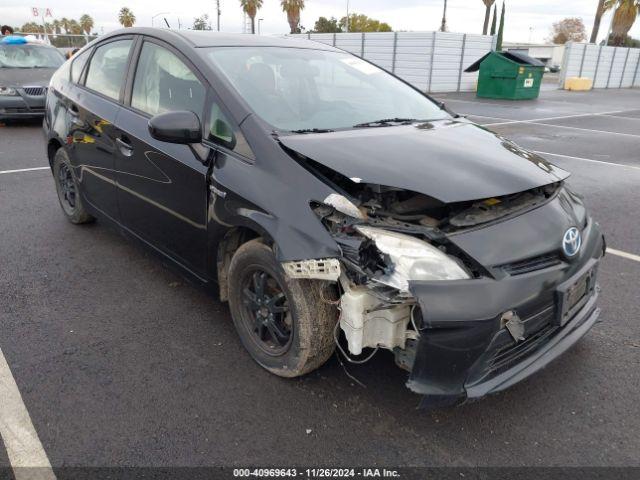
xmin=216 ymin=0 xmax=221 ymax=31
xmin=440 ymin=0 xmax=447 ymax=32
xmin=345 ymin=0 xmax=349 ymax=33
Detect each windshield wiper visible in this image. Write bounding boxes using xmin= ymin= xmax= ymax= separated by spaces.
xmin=352 ymin=118 xmax=424 ymax=128
xmin=290 ymin=128 xmax=335 ymax=134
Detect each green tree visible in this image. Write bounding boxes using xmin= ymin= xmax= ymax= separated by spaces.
xmin=496 ymin=1 xmax=505 ymax=50
xmin=79 ymin=14 xmax=94 ymax=35
xmin=482 ymin=0 xmax=495 ymax=34
xmin=51 ymin=19 xmax=62 ymax=34
xmin=118 ymin=7 xmax=136 ymax=28
xmin=311 ymin=16 xmax=341 ymax=33
xmin=490 ymin=4 xmax=497 ymax=35
xmin=339 ymin=13 xmax=392 ymax=32
xmin=605 ymin=0 xmax=640 ymax=45
xmin=239 ymin=0 xmax=263 ymax=34
xmin=21 ymin=22 xmax=44 ymax=34
xmin=193 ymin=14 xmax=212 ymax=30
xmin=281 ymin=0 xmax=305 ymax=34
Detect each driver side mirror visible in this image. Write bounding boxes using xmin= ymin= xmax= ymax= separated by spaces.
xmin=148 ymin=110 xmax=202 ymax=144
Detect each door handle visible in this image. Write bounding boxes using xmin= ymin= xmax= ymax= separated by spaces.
xmin=68 ymin=105 xmax=83 ymax=126
xmin=116 ymin=137 xmax=134 ymax=157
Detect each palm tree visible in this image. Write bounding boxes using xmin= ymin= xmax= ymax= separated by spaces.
xmin=118 ymin=7 xmax=136 ymax=28
xmin=21 ymin=22 xmax=43 ymax=34
xmin=79 ymin=14 xmax=94 ymax=35
xmin=482 ymin=0 xmax=496 ymax=34
xmin=239 ymin=0 xmax=263 ymax=34
xmin=281 ymin=0 xmax=305 ymax=34
xmin=60 ymin=17 xmax=71 ymax=34
xmin=605 ymin=0 xmax=639 ymax=45
xmin=52 ymin=19 xmax=61 ymax=34
xmin=590 ymin=0 xmax=609 ymax=42
xmin=69 ymin=19 xmax=83 ymax=35
xmin=440 ymin=0 xmax=448 ymax=32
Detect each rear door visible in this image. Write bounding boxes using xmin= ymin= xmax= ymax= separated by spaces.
xmin=67 ymin=37 xmax=135 ymax=220
xmin=114 ymin=38 xmax=210 ymax=277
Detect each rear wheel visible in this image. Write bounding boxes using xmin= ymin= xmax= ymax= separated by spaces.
xmin=52 ymin=148 xmax=94 ymax=224
xmin=228 ymin=239 xmax=338 ymax=377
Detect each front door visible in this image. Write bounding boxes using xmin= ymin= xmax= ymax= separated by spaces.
xmin=114 ymin=39 xmax=210 ymax=277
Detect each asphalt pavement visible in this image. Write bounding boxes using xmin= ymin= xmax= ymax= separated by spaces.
xmin=1 ymin=88 xmax=639 ymax=473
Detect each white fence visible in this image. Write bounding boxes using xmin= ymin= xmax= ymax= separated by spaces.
xmin=294 ymin=31 xmax=496 ymax=93
xmin=560 ymin=42 xmax=640 ymax=89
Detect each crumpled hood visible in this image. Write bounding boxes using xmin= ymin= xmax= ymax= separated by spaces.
xmin=279 ymin=120 xmax=569 ymax=203
xmin=0 ymin=68 xmax=57 ymax=87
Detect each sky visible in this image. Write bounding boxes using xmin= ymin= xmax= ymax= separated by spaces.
xmin=1 ymin=0 xmax=639 ymax=44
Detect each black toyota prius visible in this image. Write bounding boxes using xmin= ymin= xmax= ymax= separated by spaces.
xmin=43 ymin=28 xmax=605 ymax=407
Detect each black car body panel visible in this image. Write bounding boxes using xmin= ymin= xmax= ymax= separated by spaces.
xmin=407 ymin=210 xmax=603 ymax=405
xmin=43 ymin=28 xmax=604 ymax=407
xmin=277 ymin=121 xmax=569 ymax=203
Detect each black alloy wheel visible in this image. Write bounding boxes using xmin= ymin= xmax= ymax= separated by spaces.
xmin=239 ymin=268 xmax=293 ymax=356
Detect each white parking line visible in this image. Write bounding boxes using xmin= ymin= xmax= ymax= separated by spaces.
xmin=600 ymin=113 xmax=640 ymax=120
xmin=607 ymin=248 xmax=640 ymax=263
xmin=469 ymin=114 xmax=640 ymax=137
xmin=533 ymin=151 xmax=640 ymax=170
xmin=0 ymin=167 xmax=49 ymax=175
xmin=0 ymin=347 xmax=56 ymax=480
xmin=467 ymin=114 xmax=517 ymax=122
xmin=482 ymin=109 xmax=633 ymax=127
xmin=527 ymin=122 xmax=640 ymax=139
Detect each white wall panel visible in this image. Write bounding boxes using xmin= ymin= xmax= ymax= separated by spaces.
xmin=293 ymin=31 xmax=495 ymax=92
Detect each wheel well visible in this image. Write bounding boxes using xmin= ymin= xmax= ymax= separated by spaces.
xmin=217 ymin=227 xmax=263 ymax=302
xmin=47 ymin=138 xmax=63 ymax=168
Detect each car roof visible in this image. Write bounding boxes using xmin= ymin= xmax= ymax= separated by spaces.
xmin=0 ymin=41 xmax=58 ymax=49
xmin=100 ymin=27 xmax=339 ymax=51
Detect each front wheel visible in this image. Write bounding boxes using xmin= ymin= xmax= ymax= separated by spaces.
xmin=227 ymin=239 xmax=338 ymax=377
xmin=52 ymin=148 xmax=94 ymax=224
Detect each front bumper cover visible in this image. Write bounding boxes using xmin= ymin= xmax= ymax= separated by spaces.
xmin=405 ymin=222 xmax=604 ymax=408
xmin=0 ymin=90 xmax=46 ymax=118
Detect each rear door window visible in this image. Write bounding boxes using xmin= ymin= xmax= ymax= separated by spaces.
xmin=84 ymin=39 xmax=133 ymax=101
xmin=70 ymin=48 xmax=92 ymax=83
xmin=131 ymin=41 xmax=206 ymax=118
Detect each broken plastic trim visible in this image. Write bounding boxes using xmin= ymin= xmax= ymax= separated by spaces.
xmin=282 ymin=258 xmax=341 ymax=281
xmin=323 ymin=193 xmax=364 ymax=220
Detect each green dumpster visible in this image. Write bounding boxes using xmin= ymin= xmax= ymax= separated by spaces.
xmin=465 ymin=51 xmax=545 ymax=100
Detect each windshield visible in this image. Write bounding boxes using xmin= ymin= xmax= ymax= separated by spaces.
xmin=205 ymin=47 xmax=448 ymax=132
xmin=0 ymin=44 xmax=65 ymax=68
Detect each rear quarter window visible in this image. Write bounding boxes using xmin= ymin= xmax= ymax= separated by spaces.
xmin=71 ymin=48 xmax=92 ymax=83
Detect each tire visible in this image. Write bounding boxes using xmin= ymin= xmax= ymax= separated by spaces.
xmin=228 ymin=239 xmax=338 ymax=377
xmin=52 ymin=148 xmax=94 ymax=224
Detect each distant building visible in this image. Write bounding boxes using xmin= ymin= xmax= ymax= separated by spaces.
xmin=503 ymin=42 xmax=565 ymax=68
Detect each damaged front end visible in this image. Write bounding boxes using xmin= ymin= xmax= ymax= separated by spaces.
xmin=280 ymin=157 xmax=605 ymax=408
